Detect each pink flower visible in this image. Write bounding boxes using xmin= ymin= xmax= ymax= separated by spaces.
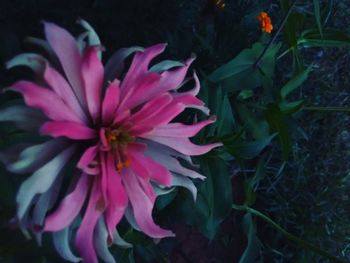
xmin=1 ymin=21 xmax=221 ymax=263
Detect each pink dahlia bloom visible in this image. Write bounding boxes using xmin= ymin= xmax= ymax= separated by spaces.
xmin=1 ymin=21 xmax=221 ymax=262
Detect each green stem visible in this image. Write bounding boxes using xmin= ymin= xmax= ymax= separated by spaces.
xmin=232 ymin=204 xmax=345 ymax=263
xmin=254 ymin=0 xmax=298 ymax=67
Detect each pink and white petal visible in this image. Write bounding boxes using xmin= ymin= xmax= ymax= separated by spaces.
xmin=44 ymin=64 xmax=87 ymax=123
xmin=105 ymin=153 xmax=128 ymax=241
xmin=129 ymin=56 xmax=195 ymax=107
xmin=82 ymin=47 xmax=103 ymax=121
xmin=154 ymin=56 xmax=195 ymax=93
xmin=121 ymin=169 xmax=174 ymax=238
xmin=41 ymin=121 xmax=96 ymax=140
xmin=45 ymin=173 xmax=90 ymax=231
xmin=77 ymin=145 xmax=100 ymax=175
xmin=126 ymin=93 xmax=172 ymax=125
xmin=141 ymin=135 xmax=222 ymax=156
xmin=144 ymin=117 xmax=215 ymax=138
xmin=75 ymin=178 xmax=103 ymax=263
xmin=129 ymin=103 xmax=185 ymax=136
xmin=126 ymin=147 xmax=172 ymax=186
xmin=102 ymin=80 xmax=121 ymax=125
xmin=120 ymin=43 xmax=166 ymax=94
xmin=10 ymin=81 xmax=84 ymax=124
xmin=118 ymin=73 xmax=160 ymax=113
xmin=44 ymin=22 xmax=86 ymax=108
xmin=144 ymin=148 xmax=205 ymax=180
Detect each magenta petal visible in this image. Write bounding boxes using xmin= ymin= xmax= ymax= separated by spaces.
xmin=126 ymin=146 xmax=172 ymax=186
xmin=40 ymin=121 xmax=96 ymax=140
xmin=102 ymin=80 xmax=120 ymax=125
xmin=82 ymin=47 xmax=103 ymax=121
xmin=44 ymin=173 xmax=90 ymax=231
xmin=121 ymin=169 xmax=174 ymax=238
xmin=105 ymin=153 xmax=128 ymax=240
xmin=129 ymin=103 xmax=185 ymax=135
xmin=121 ymin=43 xmax=166 ymax=93
xmin=145 ymin=117 xmax=216 ymax=138
xmin=75 ymin=179 xmax=102 ymax=263
xmin=141 ymin=135 xmax=222 ymax=156
xmin=77 ymin=145 xmax=100 ymax=175
xmin=10 ymin=81 xmax=84 ymax=124
xmin=44 ymin=64 xmax=87 ymax=123
xmin=44 ymin=22 xmax=86 ymax=108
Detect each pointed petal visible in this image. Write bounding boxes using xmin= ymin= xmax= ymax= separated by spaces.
xmin=0 ymin=105 xmax=46 ymax=132
xmin=113 ymin=229 xmax=132 ymax=248
xmin=6 ymin=138 xmax=67 ymax=174
xmin=94 ymin=218 xmax=116 ymax=263
xmin=6 ymin=53 xmax=46 ymax=74
xmin=75 ymin=179 xmax=103 ymax=263
xmin=102 ymin=80 xmax=120 ymax=125
xmin=53 ymin=228 xmax=81 ymax=262
xmin=44 ymin=22 xmax=86 ymax=108
xmin=171 ymin=173 xmax=197 ymax=201
xmin=44 ymin=64 xmax=87 ymax=123
xmin=104 ymin=46 xmax=143 ymax=82
xmin=121 ymin=169 xmax=174 ymax=238
xmin=145 ymin=117 xmax=215 ymax=138
xmin=77 ymin=145 xmax=100 ymax=175
xmin=16 ymin=145 xmax=76 ymax=220
xmin=141 ymin=135 xmax=222 ymax=156
xmin=144 ymin=148 xmax=205 ymax=180
xmin=9 ymin=81 xmax=84 ymax=124
xmin=40 ymin=121 xmax=96 ymax=140
xmin=82 ymin=47 xmax=103 ymax=121
xmin=126 ymin=144 xmax=172 ymax=186
xmin=105 ymin=153 xmax=128 ymax=240
xmin=44 ymin=173 xmax=90 ymax=231
xmin=120 ymin=44 xmax=166 ymax=93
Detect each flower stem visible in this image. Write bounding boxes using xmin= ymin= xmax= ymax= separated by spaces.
xmin=254 ymin=0 xmax=298 ymax=68
xmin=232 ymin=204 xmax=345 ymax=263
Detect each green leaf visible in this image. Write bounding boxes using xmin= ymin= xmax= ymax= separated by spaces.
xmin=239 ymin=213 xmax=262 ymax=263
xmin=280 ymin=66 xmax=312 ymax=99
xmin=209 ymin=43 xmax=280 ymax=91
xmin=279 ymin=100 xmax=304 ymax=114
xmin=224 ymin=134 xmax=276 ymax=160
xmin=298 ymin=29 xmax=350 ymax=48
xmin=313 ymin=0 xmax=323 ymax=39
xmin=265 ymin=103 xmax=291 ymax=160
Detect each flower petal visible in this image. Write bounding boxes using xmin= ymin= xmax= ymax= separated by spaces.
xmin=141 ymin=135 xmax=222 ymax=156
xmin=145 ymin=117 xmax=215 ymax=138
xmin=82 ymin=47 xmax=103 ymax=121
xmin=9 ymin=81 xmax=84 ymax=124
xmin=44 ymin=64 xmax=88 ymax=123
xmin=16 ymin=145 xmax=76 ymax=220
xmin=171 ymin=173 xmax=197 ymax=201
xmin=75 ymin=178 xmax=103 ymax=263
xmin=44 ymin=22 xmax=86 ymax=108
xmin=44 ymin=173 xmax=90 ymax=232
xmin=104 ymin=153 xmax=128 ymax=240
xmin=40 ymin=121 xmax=97 ymax=140
xmin=0 ymin=105 xmax=46 ymax=132
xmin=101 ymin=79 xmax=120 ymax=125
xmin=121 ymin=169 xmax=174 ymax=238
xmin=94 ymin=218 xmax=116 ymax=263
xmin=77 ymin=145 xmax=100 ymax=175
xmin=53 ymin=227 xmax=81 ymax=263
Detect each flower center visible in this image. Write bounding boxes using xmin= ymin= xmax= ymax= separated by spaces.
xmin=103 ymin=127 xmax=134 ymax=172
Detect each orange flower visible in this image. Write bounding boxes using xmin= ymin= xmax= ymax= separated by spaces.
xmin=257 ymin=11 xmax=273 ymax=33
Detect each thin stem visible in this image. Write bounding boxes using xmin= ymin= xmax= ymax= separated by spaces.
xmin=232 ymin=204 xmax=345 ymax=263
xmin=254 ymin=0 xmax=298 ymax=68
